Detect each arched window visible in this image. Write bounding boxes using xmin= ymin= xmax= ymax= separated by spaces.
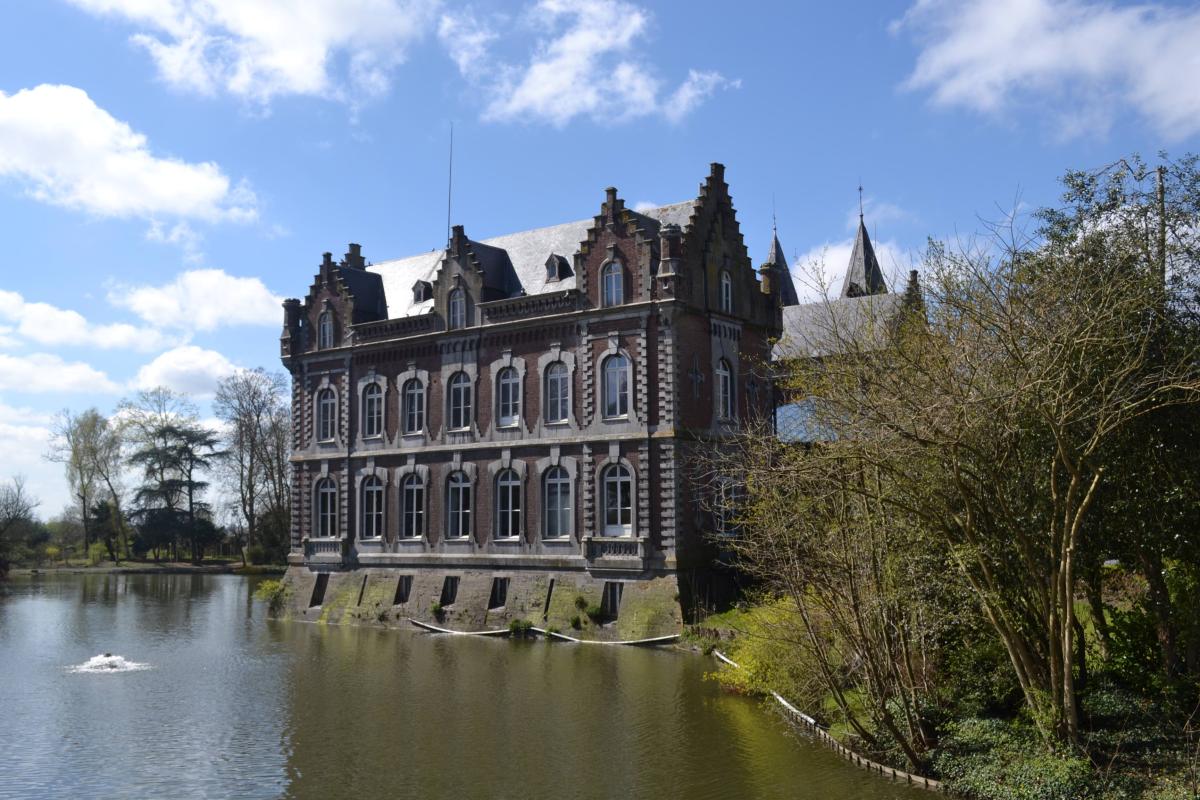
xmin=446 ymin=471 xmax=471 ymax=539
xmin=601 ymin=464 xmax=633 ymax=537
xmin=496 ymin=367 xmax=520 ymax=427
xmin=400 ymin=474 xmax=424 ymax=539
xmin=602 ymin=354 xmax=630 ymax=419
xmin=403 ymin=378 xmax=424 ymax=434
xmin=719 ymin=270 xmax=733 ymax=313
xmin=544 ymin=362 xmax=569 ymax=424
xmin=716 ymin=359 xmax=734 ymax=419
xmin=495 ymin=469 xmax=521 ymax=539
xmin=317 ymin=388 xmax=337 ymax=442
xmin=316 ymin=477 xmax=338 ymax=538
xmin=544 ymin=466 xmax=571 ymax=539
xmin=601 ymin=261 xmax=623 ymax=307
xmin=448 ymin=372 xmax=472 ymax=430
xmin=361 ymin=475 xmax=384 ymax=538
xmin=317 ymin=311 xmax=334 ymax=349
xmin=448 ymin=288 xmax=467 ymax=329
xmin=362 ymin=383 xmax=383 ymax=438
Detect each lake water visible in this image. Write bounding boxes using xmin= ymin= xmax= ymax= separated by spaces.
xmin=0 ymin=574 xmax=929 ymax=799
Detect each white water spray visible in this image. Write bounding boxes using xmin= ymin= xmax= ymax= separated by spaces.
xmin=69 ymin=653 xmax=151 ymax=673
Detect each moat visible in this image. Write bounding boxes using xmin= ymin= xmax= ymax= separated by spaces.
xmin=0 ymin=574 xmax=928 ymax=799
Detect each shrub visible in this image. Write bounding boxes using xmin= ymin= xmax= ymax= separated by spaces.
xmin=86 ymin=542 xmax=107 ymax=567
xmin=585 ymin=603 xmax=604 ymax=623
xmin=430 ymin=601 xmax=444 ymax=619
xmin=253 ymin=579 xmax=291 ymax=616
xmin=574 ymin=595 xmax=588 ymax=611
xmin=246 ymin=545 xmax=268 ymax=566
xmin=44 ymin=545 xmax=61 ymax=563
xmin=508 ymin=619 xmax=534 ymax=637
xmin=570 ymin=615 xmax=582 ymax=630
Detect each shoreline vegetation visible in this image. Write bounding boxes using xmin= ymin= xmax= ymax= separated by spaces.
xmin=7 ymin=560 xmax=286 ymax=577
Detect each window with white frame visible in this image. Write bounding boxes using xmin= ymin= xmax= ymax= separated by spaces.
xmin=715 ymin=477 xmax=739 ymax=536
xmin=316 ymin=477 xmax=338 ymax=538
xmin=448 ymin=372 xmax=472 ymax=430
xmin=403 ymin=378 xmax=424 ymax=434
xmin=446 ymin=471 xmax=471 ymax=538
xmin=317 ymin=388 xmax=337 ymax=442
xmin=496 ymin=367 xmax=520 ymax=427
xmin=400 ymin=473 xmax=424 ymax=538
xmin=602 ymin=464 xmax=633 ymax=537
xmin=495 ymin=469 xmax=521 ymax=539
xmin=545 ymin=362 xmax=569 ymax=424
xmin=318 ymin=311 xmax=334 ymax=349
xmin=719 ymin=270 xmax=733 ymax=313
xmin=716 ymin=359 xmax=734 ymax=420
xmin=362 ymin=383 xmax=383 ymax=438
xmin=448 ymin=288 xmax=466 ymax=329
xmin=361 ymin=475 xmax=384 ymax=538
xmin=543 ymin=466 xmax=571 ymax=539
xmin=602 ymin=354 xmax=630 ymax=419
xmin=601 ymin=261 xmax=623 ymax=307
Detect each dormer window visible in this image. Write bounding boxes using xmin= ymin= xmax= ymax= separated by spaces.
xmin=317 ymin=311 xmax=334 ymax=349
xmin=413 ymin=280 xmax=433 ymax=304
xmin=602 ymin=261 xmax=623 ymax=307
xmin=448 ymin=288 xmax=467 ymax=329
xmin=545 ymin=254 xmax=571 ymax=283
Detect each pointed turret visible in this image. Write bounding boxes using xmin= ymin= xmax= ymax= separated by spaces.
xmin=842 ymin=216 xmax=888 ymax=298
xmin=762 ymin=225 xmax=801 ymax=306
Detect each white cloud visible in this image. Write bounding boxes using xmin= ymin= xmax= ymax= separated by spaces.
xmin=633 ymin=200 xmax=658 ymax=212
xmin=0 ymin=289 xmax=169 ymax=352
xmin=133 ymin=345 xmax=238 ymax=396
xmin=441 ymin=0 xmax=737 ymax=127
xmin=0 ymin=84 xmax=256 ymax=222
xmin=0 ymin=352 xmax=121 ymax=394
xmin=67 ymin=0 xmax=439 ymax=106
xmin=146 ymin=220 xmax=204 ymax=264
xmin=844 ymin=197 xmax=913 ymax=233
xmin=792 ymin=238 xmax=911 ymax=305
xmin=109 ymin=269 xmax=282 ymax=332
xmin=895 ymin=0 xmax=1200 ymax=140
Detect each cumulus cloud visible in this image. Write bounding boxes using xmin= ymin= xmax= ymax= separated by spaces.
xmin=0 ymin=352 xmax=121 ymax=393
xmin=0 ymin=290 xmax=169 ymax=352
xmin=0 ymin=84 xmax=256 ymax=222
xmin=440 ymin=0 xmax=737 ymax=126
xmin=895 ymin=0 xmax=1200 ymax=140
xmin=792 ymin=238 xmax=911 ymax=305
xmin=133 ymin=345 xmax=238 ymax=396
xmin=109 ymin=269 xmax=282 ymax=332
xmin=66 ymin=0 xmax=439 ymax=106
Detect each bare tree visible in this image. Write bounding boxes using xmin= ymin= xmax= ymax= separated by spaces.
xmin=0 ymin=476 xmax=40 ymax=574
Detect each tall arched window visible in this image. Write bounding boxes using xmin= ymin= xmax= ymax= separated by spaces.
xmin=317 ymin=311 xmax=334 ymax=349
xmin=495 ymin=469 xmax=521 ymax=539
xmin=602 ymin=354 xmax=630 ymax=419
xmin=316 ymin=477 xmax=338 ymax=538
xmin=544 ymin=362 xmax=569 ymax=424
xmin=496 ymin=367 xmax=520 ymax=427
xmin=317 ymin=388 xmax=337 ymax=442
xmin=446 ymin=471 xmax=471 ymax=538
xmin=544 ymin=466 xmax=571 ymax=539
xmin=448 ymin=288 xmax=466 ymax=329
xmin=448 ymin=372 xmax=472 ymax=430
xmin=601 ymin=261 xmax=623 ymax=307
xmin=716 ymin=359 xmax=734 ymax=420
xmin=601 ymin=465 xmax=633 ymax=537
xmin=403 ymin=378 xmax=424 ymax=434
xmin=719 ymin=270 xmax=733 ymax=313
xmin=361 ymin=475 xmax=384 ymax=538
xmin=400 ymin=474 xmax=424 ymax=539
xmin=362 ymin=383 xmax=383 ymax=438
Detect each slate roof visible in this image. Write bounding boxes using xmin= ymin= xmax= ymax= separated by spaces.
xmin=842 ymin=218 xmax=888 ymax=298
xmin=368 ymin=200 xmax=695 ymax=319
xmin=334 ymin=264 xmax=387 ymax=323
xmin=773 ymin=293 xmax=904 ymax=359
xmin=764 ymin=228 xmax=801 ymax=306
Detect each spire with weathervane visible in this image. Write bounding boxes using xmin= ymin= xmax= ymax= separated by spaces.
xmin=842 ymin=185 xmax=888 ymax=298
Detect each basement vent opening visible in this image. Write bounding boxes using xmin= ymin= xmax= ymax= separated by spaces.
xmin=488 ymin=577 xmax=509 ymax=610
xmin=440 ymin=576 xmax=460 ymax=607
xmin=601 ymin=581 xmax=623 ymax=620
xmin=542 ymin=578 xmax=555 ymax=621
xmin=355 ymin=574 xmax=368 ymax=606
xmin=309 ymin=573 xmax=329 ymax=608
xmin=393 ymin=575 xmax=413 ymax=605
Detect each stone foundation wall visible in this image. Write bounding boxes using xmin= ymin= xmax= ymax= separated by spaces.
xmin=276 ymin=566 xmax=683 ymax=642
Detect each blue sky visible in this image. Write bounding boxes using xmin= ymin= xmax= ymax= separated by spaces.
xmin=2 ymin=0 xmax=1199 ymax=514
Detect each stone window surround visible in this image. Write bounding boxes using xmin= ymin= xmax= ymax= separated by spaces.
xmin=600 ymin=257 xmax=624 ymax=307
xmin=317 ymin=304 xmax=335 ymax=350
xmin=394 ymin=457 xmax=431 ymax=542
xmin=536 ymin=344 xmax=578 ymax=431
xmin=486 ymin=450 xmax=527 ymax=542
xmin=594 ymin=444 xmax=637 ymax=539
xmin=311 ymin=461 xmax=340 ymax=540
xmin=711 ymin=327 xmax=741 ymax=427
xmin=596 ymin=336 xmax=640 ymax=426
xmin=354 ymin=461 xmax=389 ymax=541
xmin=395 ymin=364 xmax=431 ymax=442
xmin=535 ymin=448 xmax=578 ymax=540
xmin=311 ymin=373 xmax=343 ymax=449
xmin=355 ymin=369 xmax=388 ymax=448
xmin=440 ymin=359 xmax=480 ymax=439
xmin=486 ymin=350 xmax=529 ymax=435
xmin=443 ymin=454 xmax=478 ymax=541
